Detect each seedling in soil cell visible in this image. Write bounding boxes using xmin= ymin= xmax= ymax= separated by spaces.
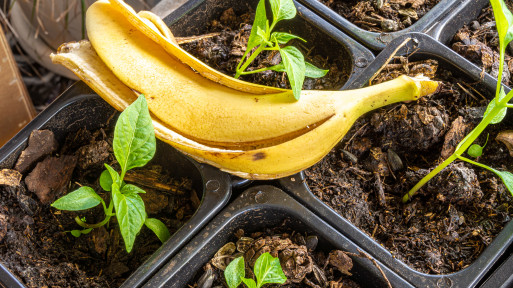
xmin=403 ymin=0 xmax=513 ymax=202
xmin=234 ymin=0 xmax=328 ymax=100
xmin=51 ymin=95 xmax=170 ymax=253
xmin=224 ymin=252 xmax=287 ymax=288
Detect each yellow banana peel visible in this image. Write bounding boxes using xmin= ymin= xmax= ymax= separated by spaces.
xmin=50 ymin=0 xmax=439 ymax=180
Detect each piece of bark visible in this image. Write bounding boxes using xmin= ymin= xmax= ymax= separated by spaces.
xmin=6 ymin=184 xmax=38 ymax=216
xmin=140 ymin=189 xmax=169 ymax=214
xmin=25 ymin=155 xmax=77 ymax=204
xmin=0 ymin=169 xmax=22 ymax=186
xmin=76 ymin=140 xmax=110 ymax=170
xmin=441 ymin=116 xmax=471 ymax=160
xmin=496 ymin=130 xmax=513 ymax=157
xmin=14 ymin=130 xmax=58 ymax=174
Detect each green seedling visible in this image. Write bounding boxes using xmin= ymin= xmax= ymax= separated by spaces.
xmin=403 ymin=0 xmax=513 ymax=202
xmin=52 ymin=95 xmax=170 ymax=253
xmin=224 ymin=252 xmax=287 ymax=288
xmin=234 ymin=0 xmax=328 ymax=100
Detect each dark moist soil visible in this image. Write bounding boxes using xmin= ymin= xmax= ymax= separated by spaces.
xmin=178 ymin=8 xmax=347 ymax=90
xmin=306 ymin=57 xmax=513 ymax=274
xmin=0 ymin=128 xmax=198 ymax=287
xmin=190 ymin=225 xmax=360 ymax=287
xmin=451 ymin=3 xmax=513 ymax=87
xmin=318 ymin=0 xmax=440 ymax=32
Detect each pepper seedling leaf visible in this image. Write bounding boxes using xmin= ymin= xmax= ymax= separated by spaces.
xmin=271 ymin=32 xmax=305 ymax=44
xmin=267 ymin=61 xmax=328 ymax=79
xmin=100 ymin=169 xmax=113 ymax=191
xmin=121 ymin=183 xmax=146 ymax=194
xmin=269 ymin=0 xmax=296 ymax=22
xmin=488 ymin=167 xmax=513 ymax=196
xmin=279 ymin=46 xmax=305 ymax=100
xmin=52 ymin=186 xmax=103 ymax=211
xmin=247 ymin=0 xmax=267 ymax=52
xmin=241 ymin=277 xmax=257 ymax=288
xmin=467 ymin=134 xmax=489 ymax=158
xmin=113 ymin=94 xmax=156 ymax=174
xmin=112 ymin=182 xmax=146 ymax=253
xmin=224 ymin=256 xmax=245 ymax=288
xmin=254 ymin=252 xmax=287 ymax=287
xmin=144 ymin=218 xmax=171 ymax=243
xmin=491 ymin=0 xmax=513 ymax=48
xmin=484 ymin=88 xmax=507 ymax=124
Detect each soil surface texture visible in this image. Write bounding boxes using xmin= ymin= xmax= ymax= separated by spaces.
xmin=306 ymin=56 xmax=513 ymax=274
xmin=179 ymin=8 xmax=347 ymax=90
xmin=0 ymin=128 xmax=197 ymax=287
xmin=451 ymin=4 xmax=513 ymax=87
xmin=190 ymin=226 xmax=362 ymax=287
xmin=318 ymin=0 xmax=441 ymax=32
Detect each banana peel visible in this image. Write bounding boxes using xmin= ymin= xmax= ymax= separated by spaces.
xmin=50 ymin=0 xmax=439 ymax=180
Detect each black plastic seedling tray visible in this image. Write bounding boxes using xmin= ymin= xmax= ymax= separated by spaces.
xmin=296 ymin=0 xmax=462 ymax=51
xmin=280 ymin=33 xmax=513 ymax=288
xmin=143 ymin=185 xmax=413 ymax=288
xmin=0 ymin=82 xmax=232 ymax=288
xmin=430 ymin=0 xmax=490 ymax=45
xmin=164 ymin=0 xmax=375 ymax=90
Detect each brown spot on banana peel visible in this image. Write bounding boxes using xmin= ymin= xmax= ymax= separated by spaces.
xmin=252 ymin=152 xmax=266 ymax=161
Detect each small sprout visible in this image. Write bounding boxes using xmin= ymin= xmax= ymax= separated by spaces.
xmin=51 ymin=95 xmax=170 ymax=252
xmin=467 ymin=134 xmax=489 ymax=158
xmin=403 ymin=0 xmax=513 ymax=202
xmin=224 ymin=252 xmax=287 ymax=288
xmin=234 ymin=0 xmax=328 ymax=100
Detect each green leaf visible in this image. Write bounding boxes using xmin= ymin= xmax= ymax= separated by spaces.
xmin=247 ymin=0 xmax=267 ymax=51
xmin=100 ymin=170 xmax=113 ymax=191
xmin=104 ymin=163 xmax=121 ymax=186
xmin=121 ymin=184 xmax=146 ymax=194
xmin=487 ymin=167 xmax=513 ymax=196
xmin=279 ymin=46 xmax=305 ymax=100
xmin=490 ymin=0 xmax=513 ymax=48
xmin=305 ymin=62 xmax=329 ymax=78
xmin=241 ymin=277 xmax=257 ymax=288
xmin=224 ymin=257 xmax=245 ymax=288
xmin=114 ymin=94 xmax=156 ymax=174
xmin=70 ymin=228 xmax=93 ymax=238
xmin=112 ymin=182 xmax=147 ymax=253
xmin=256 ymin=26 xmax=270 ymax=46
xmin=269 ymin=0 xmax=296 ymax=22
xmin=467 ymin=144 xmax=484 ymax=158
xmin=254 ymin=252 xmax=287 ymax=287
xmin=51 ymin=186 xmax=103 ymax=211
xmin=145 ymin=218 xmax=170 ymax=243
xmin=484 ymin=88 xmax=507 ymax=124
xmin=270 ymin=32 xmax=305 ymax=44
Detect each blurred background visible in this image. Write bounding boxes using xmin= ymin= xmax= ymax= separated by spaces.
xmin=0 ymin=0 xmax=181 ymax=146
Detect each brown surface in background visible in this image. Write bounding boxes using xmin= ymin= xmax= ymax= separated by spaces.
xmin=0 ymin=24 xmax=35 ymax=147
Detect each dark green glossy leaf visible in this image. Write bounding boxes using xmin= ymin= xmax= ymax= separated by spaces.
xmin=279 ymin=46 xmax=305 ymax=100
xmin=144 ymin=218 xmax=171 ymax=243
xmin=270 ymin=32 xmax=305 ymax=44
xmin=51 ymin=186 xmax=102 ymax=211
xmin=112 ymin=182 xmax=146 ymax=253
xmin=269 ymin=0 xmax=296 ymax=22
xmin=114 ymin=94 xmax=156 ymax=174
xmin=224 ymin=256 xmax=245 ymax=288
xmin=100 ymin=170 xmax=113 ymax=191
xmin=254 ymin=252 xmax=287 ymax=286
